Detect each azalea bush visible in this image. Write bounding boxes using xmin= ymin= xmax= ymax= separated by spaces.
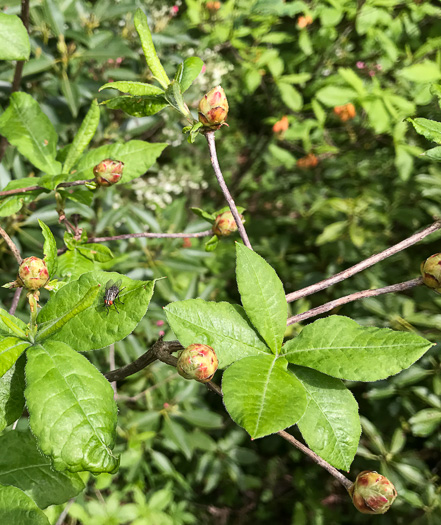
xmin=0 ymin=1 xmax=441 ymax=524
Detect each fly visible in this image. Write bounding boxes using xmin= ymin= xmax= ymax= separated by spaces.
xmin=104 ymin=279 xmax=125 ymax=315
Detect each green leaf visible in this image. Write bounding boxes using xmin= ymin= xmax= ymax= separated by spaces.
xmin=0 ymin=338 xmax=30 ymax=378
xmin=399 ymin=61 xmax=441 ymax=83
xmin=205 ymin=235 xmax=219 ymax=252
xmin=278 ymin=82 xmax=303 ymax=111
xmin=0 ymin=309 xmax=27 ymax=338
xmin=103 ymin=95 xmax=168 ymax=117
xmin=162 ymin=417 xmax=192 ymax=460
xmin=99 ymin=81 xmax=164 ymax=96
xmin=63 ymin=100 xmax=100 ymax=174
xmin=282 ymin=316 xmax=433 ymax=381
xmin=0 ymin=13 xmax=30 ymax=61
xmin=37 ymin=272 xmax=155 ymax=351
xmin=134 ymin=8 xmax=170 ymax=89
xmin=0 ymin=196 xmax=24 ymax=217
xmin=0 ymin=430 xmax=85 ymax=508
xmin=35 ymin=284 xmax=101 ymax=343
xmin=25 ymin=340 xmax=119 ymax=474
xmin=338 ymin=67 xmax=366 ymax=96
xmin=38 ymin=219 xmax=58 ymax=277
xmin=293 ymin=367 xmax=361 ymax=471
xmin=76 ymin=244 xmax=114 ymax=263
xmin=236 ymin=244 xmax=287 ymax=353
xmin=68 ymin=140 xmax=167 ymax=182
xmin=57 ymin=248 xmax=96 ymax=280
xmin=164 ymin=80 xmax=191 ymax=116
xmin=0 ymin=356 xmax=25 ymax=432
xmin=408 ymin=117 xmax=441 ymax=145
xmin=178 ymin=57 xmax=204 ymax=93
xmin=424 ymin=146 xmax=441 ymax=161
xmin=0 ymin=484 xmax=50 ymax=525
xmin=164 ymin=299 xmax=271 ymax=369
xmin=315 ymin=86 xmax=358 ymax=107
xmin=409 ymin=409 xmax=441 ymax=437
xmin=0 ymin=93 xmax=61 ymax=175
xmin=222 ymin=355 xmax=307 ymax=439
xmin=190 ymin=207 xmax=216 ymax=222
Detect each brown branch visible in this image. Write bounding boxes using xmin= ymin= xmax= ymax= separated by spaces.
xmin=88 ymin=229 xmax=213 ymax=243
xmin=0 ymin=225 xmax=22 ymax=264
xmin=0 ymin=179 xmax=94 ymax=198
xmin=9 ymin=287 xmax=22 ymax=315
xmin=287 ymin=278 xmax=422 ymax=326
xmin=286 ymin=220 xmax=441 ymax=303
xmin=278 ymin=430 xmax=353 ymax=490
xmin=205 ymin=131 xmax=253 ymax=249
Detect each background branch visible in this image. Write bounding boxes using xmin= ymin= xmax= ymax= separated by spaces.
xmin=0 ymin=179 xmax=94 ymax=198
xmin=0 ymin=225 xmax=22 ymax=264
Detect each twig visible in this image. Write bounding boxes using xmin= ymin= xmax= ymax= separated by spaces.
xmin=205 ymin=131 xmax=253 ymax=249
xmin=286 ymin=220 xmax=441 ymax=303
xmin=55 ymin=499 xmax=75 ymax=525
xmin=278 ymin=430 xmax=353 ymax=490
xmin=0 ymin=179 xmax=94 ymax=198
xmin=9 ymin=287 xmax=22 ymax=315
xmin=287 ymin=278 xmax=422 ymax=326
xmin=0 ymin=225 xmax=22 ymax=264
xmin=116 ymin=372 xmax=180 ymax=402
xmin=109 ymin=344 xmax=117 ymax=396
xmin=88 ymin=229 xmax=212 ymax=243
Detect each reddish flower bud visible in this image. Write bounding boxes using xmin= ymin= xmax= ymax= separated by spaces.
xmin=421 ymin=254 xmax=441 ymax=291
xmin=18 ymin=257 xmax=50 ymax=291
xmin=93 ymin=159 xmax=124 ymax=186
xmin=297 ymin=15 xmax=313 ymax=29
xmin=198 ymin=86 xmax=229 ymax=130
xmin=212 ymin=211 xmax=242 ymax=237
xmin=349 ymin=471 xmax=397 ymax=515
xmin=177 ymin=344 xmax=218 ymax=382
xmin=333 ymin=103 xmax=356 ymax=122
xmin=296 ymin=153 xmax=318 ymax=169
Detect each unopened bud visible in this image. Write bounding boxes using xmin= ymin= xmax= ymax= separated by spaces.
xmin=177 ymin=344 xmax=218 ymax=382
xmin=349 ymin=471 xmax=397 ymax=515
xmin=212 ymin=211 xmax=243 ymax=237
xmin=421 ymin=254 xmax=441 ymax=290
xmin=93 ymin=159 xmax=124 ymax=187
xmin=198 ymin=86 xmax=229 ymax=130
xmin=18 ymin=257 xmax=49 ymax=291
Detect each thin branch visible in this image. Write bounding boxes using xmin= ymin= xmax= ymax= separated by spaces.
xmin=109 ymin=344 xmax=117 ymax=396
xmin=116 ymin=372 xmax=180 ymax=402
xmin=278 ymin=430 xmax=353 ymax=490
xmin=286 ymin=220 xmax=441 ymax=303
xmin=0 ymin=179 xmax=94 ymax=198
xmin=0 ymin=225 xmax=22 ymax=264
xmin=55 ymin=499 xmax=75 ymax=525
xmin=205 ymin=131 xmax=253 ymax=249
xmin=9 ymin=287 xmax=22 ymax=315
xmin=287 ymin=278 xmax=422 ymax=326
xmin=88 ymin=229 xmax=212 ymax=243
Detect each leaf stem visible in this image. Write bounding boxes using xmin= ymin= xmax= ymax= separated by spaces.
xmin=0 ymin=225 xmax=22 ymax=264
xmin=28 ymin=294 xmax=38 ymax=341
xmin=0 ymin=179 xmax=94 ymax=197
xmin=285 ymin=220 xmax=441 ymax=303
xmin=205 ymin=131 xmax=253 ymax=249
xmin=287 ymin=278 xmax=423 ymax=326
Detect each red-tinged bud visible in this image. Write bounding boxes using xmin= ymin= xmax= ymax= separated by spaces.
xmin=177 ymin=344 xmax=218 ymax=383
xmin=212 ymin=211 xmax=243 ymax=237
xmin=93 ymin=158 xmax=124 ymax=187
xmin=198 ymin=86 xmax=229 ymax=130
xmin=18 ymin=257 xmax=49 ymax=291
xmin=421 ymin=254 xmax=441 ymax=291
xmin=349 ymin=471 xmax=397 ymax=515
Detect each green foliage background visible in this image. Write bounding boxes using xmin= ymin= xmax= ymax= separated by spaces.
xmin=1 ymin=0 xmax=441 ymax=523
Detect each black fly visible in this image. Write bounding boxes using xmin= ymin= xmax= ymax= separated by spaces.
xmin=104 ymin=279 xmax=125 ymax=315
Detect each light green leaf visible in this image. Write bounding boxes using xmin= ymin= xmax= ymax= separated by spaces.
xmin=409 ymin=409 xmax=441 ymax=437
xmin=408 ymin=117 xmax=441 ymax=145
xmin=68 ymin=140 xmax=167 ymax=182
xmin=0 ymin=309 xmax=27 ymax=339
xmin=0 ymin=196 xmax=24 ymax=217
xmin=165 ymin=299 xmax=271 ymax=369
xmin=164 ymin=80 xmax=191 ymax=116
xmin=0 ymin=338 xmax=30 ymax=378
xmin=0 ymin=93 xmax=61 ymax=175
xmin=99 ymin=81 xmax=164 ymax=96
xmin=134 ymin=8 xmax=170 ymax=89
xmin=190 ymin=207 xmax=216 ymax=222
xmin=0 ymin=356 xmax=25 ymax=432
xmin=424 ymin=146 xmax=441 ymax=161
xmin=76 ymin=244 xmax=114 ymax=263
xmin=0 ymin=484 xmax=49 ymax=525
xmin=0 ymin=430 xmax=85 ymax=508
xmin=338 ymin=67 xmax=366 ymax=96
xmin=38 ymin=220 xmax=58 ymax=277
xmin=25 ymin=340 xmax=119 ymax=473
xmin=293 ymin=367 xmax=361 ymax=471
xmin=204 ymin=235 xmax=219 ymax=252
xmin=316 ymin=86 xmax=358 ymax=107
xmin=37 ymin=271 xmax=155 ymax=351
xmin=103 ymin=95 xmax=168 ymax=117
xmin=278 ymin=82 xmax=303 ymax=111
xmin=57 ymin=248 xmax=96 ymax=280
xmin=178 ymin=57 xmax=204 ymax=92
xmin=222 ymin=355 xmax=307 ymax=439
xmin=282 ymin=316 xmax=433 ymax=381
xmin=63 ymin=100 xmax=100 ymax=174
xmin=0 ymin=13 xmax=30 ymax=61
xmin=236 ymin=244 xmax=287 ymax=354
xmin=35 ymin=284 xmax=101 ymax=343
xmin=399 ymin=61 xmax=441 ymax=83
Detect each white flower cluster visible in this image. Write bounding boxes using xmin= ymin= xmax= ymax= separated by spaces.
xmin=194 ymin=48 xmax=234 ymax=91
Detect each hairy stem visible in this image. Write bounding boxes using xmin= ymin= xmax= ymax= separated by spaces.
xmin=205 ymin=131 xmax=253 ymax=249
xmin=287 ymin=278 xmax=422 ymax=325
xmin=0 ymin=225 xmax=22 ymax=264
xmin=286 ymin=220 xmax=441 ymax=303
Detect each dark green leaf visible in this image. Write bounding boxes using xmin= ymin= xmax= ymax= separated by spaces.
xmin=0 ymin=484 xmax=49 ymax=525
xmin=38 ymin=220 xmax=58 ymax=277
xmin=76 ymin=244 xmax=114 ymax=263
xmin=0 ymin=356 xmax=25 ymax=432
xmin=99 ymin=81 xmax=164 ymax=96
xmin=103 ymin=95 xmax=168 ymax=117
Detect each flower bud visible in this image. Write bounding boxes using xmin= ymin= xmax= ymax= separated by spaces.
xmin=177 ymin=344 xmax=218 ymax=382
xmin=333 ymin=103 xmax=356 ymax=122
xmin=18 ymin=257 xmax=49 ymax=291
xmin=93 ymin=159 xmax=124 ymax=187
xmin=212 ymin=211 xmax=243 ymax=237
xmin=198 ymin=86 xmax=229 ymax=130
xmin=421 ymin=254 xmax=441 ymax=290
xmin=296 ymin=153 xmax=318 ymax=169
xmin=349 ymin=471 xmax=397 ymax=515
